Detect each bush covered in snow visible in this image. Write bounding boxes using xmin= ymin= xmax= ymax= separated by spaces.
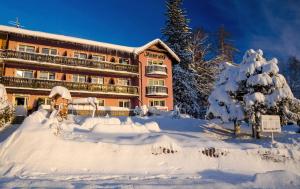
xmin=207 ymin=49 xmax=300 ymax=137
xmin=0 ymin=84 xmax=14 ymax=128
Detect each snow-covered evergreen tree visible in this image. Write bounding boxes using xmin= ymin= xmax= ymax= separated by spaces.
xmin=162 ymin=0 xmax=191 ymax=68
xmin=207 ymin=49 xmax=300 ymax=138
xmin=206 ymin=62 xmax=245 ymax=134
xmin=162 ymin=0 xmax=204 ymax=117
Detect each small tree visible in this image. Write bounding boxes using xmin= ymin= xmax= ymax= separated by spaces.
xmin=285 ymin=56 xmax=300 ymax=98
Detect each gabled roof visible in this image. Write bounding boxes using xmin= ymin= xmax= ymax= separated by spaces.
xmin=134 ymin=39 xmax=180 ymax=62
xmin=0 ymin=25 xmax=180 ymax=62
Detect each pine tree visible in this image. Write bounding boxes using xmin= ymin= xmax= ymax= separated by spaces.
xmin=162 ymin=0 xmax=192 ymax=68
xmin=216 ymin=25 xmax=238 ymax=62
xmin=163 ymin=0 xmax=204 ymax=117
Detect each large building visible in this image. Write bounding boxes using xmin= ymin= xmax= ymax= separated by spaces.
xmin=0 ymin=25 xmax=179 ymax=116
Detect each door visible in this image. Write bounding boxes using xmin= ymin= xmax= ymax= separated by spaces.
xmin=14 ymin=96 xmax=28 ymax=116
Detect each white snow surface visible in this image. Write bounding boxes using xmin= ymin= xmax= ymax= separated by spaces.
xmin=49 ymin=86 xmax=72 ymax=100
xmin=0 ymin=110 xmax=300 ymax=188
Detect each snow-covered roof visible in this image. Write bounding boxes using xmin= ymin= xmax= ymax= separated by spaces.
xmin=134 ymin=39 xmax=180 ymax=62
xmin=49 ymin=86 xmax=72 ymax=100
xmin=0 ymin=25 xmax=180 ymax=62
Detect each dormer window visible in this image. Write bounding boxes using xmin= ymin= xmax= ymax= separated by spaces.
xmin=148 ymin=59 xmax=163 ymax=65
xmin=74 ymin=52 xmax=87 ymax=59
xmin=119 ymin=58 xmax=129 ymax=64
xmin=42 ymin=48 xmax=57 ymax=55
xmin=18 ymin=45 xmax=35 ymax=53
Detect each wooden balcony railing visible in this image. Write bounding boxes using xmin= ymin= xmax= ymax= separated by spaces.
xmin=0 ymin=76 xmax=139 ymax=96
xmin=146 ymin=65 xmax=167 ymax=75
xmin=146 ymin=86 xmax=168 ymax=96
xmin=0 ymin=50 xmax=138 ymax=74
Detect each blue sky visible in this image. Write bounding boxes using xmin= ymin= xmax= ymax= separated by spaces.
xmin=0 ymin=0 xmax=299 ymax=63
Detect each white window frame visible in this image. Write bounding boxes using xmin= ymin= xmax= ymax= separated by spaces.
xmin=147 ymin=58 xmax=164 ymax=65
xmin=74 ymin=52 xmax=88 ymax=59
xmin=118 ymin=99 xmax=131 ymax=108
xmin=73 ymin=74 xmax=86 ymax=83
xmin=92 ymin=54 xmax=106 ymax=61
xmin=15 ymin=69 xmax=34 ymax=79
xmin=118 ymin=78 xmax=131 ymax=86
xmin=148 ymin=79 xmax=165 ymax=86
xmin=91 ymin=77 xmax=104 ymax=84
xmin=18 ymin=44 xmax=35 ymax=53
xmin=149 ymin=99 xmax=166 ymax=107
xmin=41 ymin=48 xmax=58 ymax=56
xmin=39 ymin=71 xmax=55 ymax=80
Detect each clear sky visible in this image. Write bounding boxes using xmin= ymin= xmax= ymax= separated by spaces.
xmin=0 ymin=0 xmax=299 ymax=63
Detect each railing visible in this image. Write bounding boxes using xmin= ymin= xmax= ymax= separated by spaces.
xmin=146 ymin=65 xmax=167 ymax=75
xmin=0 ymin=76 xmax=139 ymax=95
xmin=146 ymin=86 xmax=168 ymax=96
xmin=0 ymin=49 xmax=138 ymax=74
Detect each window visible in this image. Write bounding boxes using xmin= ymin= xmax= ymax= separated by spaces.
xmin=98 ymin=99 xmax=105 ymax=106
xmin=16 ymin=70 xmax=34 ymax=78
xmin=18 ymin=45 xmax=35 ymax=53
xmin=39 ymin=71 xmax=55 ymax=80
xmin=148 ymin=79 xmax=165 ymax=86
xmin=91 ymin=77 xmax=104 ymax=84
xmin=119 ymin=58 xmax=129 ymax=64
xmin=148 ymin=59 xmax=163 ymax=65
xmin=92 ymin=55 xmax=106 ymax=61
xmin=42 ymin=48 xmax=57 ymax=55
xmin=149 ymin=99 xmax=166 ymax=107
xmin=119 ymin=100 xmax=131 ymax=108
xmin=74 ymin=52 xmax=87 ymax=59
xmin=73 ymin=74 xmax=86 ymax=83
xmin=118 ymin=78 xmax=130 ymax=86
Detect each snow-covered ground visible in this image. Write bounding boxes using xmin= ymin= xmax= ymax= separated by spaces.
xmin=0 ymin=110 xmax=300 ymax=188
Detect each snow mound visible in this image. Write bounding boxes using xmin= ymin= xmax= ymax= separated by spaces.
xmin=49 ymin=86 xmax=72 ymax=100
xmin=253 ymin=171 xmax=300 ymax=189
xmin=81 ymin=117 xmax=122 ymax=130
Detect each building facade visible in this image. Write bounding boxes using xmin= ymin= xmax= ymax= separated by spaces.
xmin=0 ymin=25 xmax=179 ymax=116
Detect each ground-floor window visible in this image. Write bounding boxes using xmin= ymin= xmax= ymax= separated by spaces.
xmin=119 ymin=99 xmax=131 ymax=108
xmin=149 ymin=99 xmax=166 ymax=107
xmin=98 ymin=99 xmax=105 ymax=106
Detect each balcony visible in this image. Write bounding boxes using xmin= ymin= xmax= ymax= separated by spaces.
xmin=0 ymin=76 xmax=139 ymax=96
xmin=0 ymin=50 xmax=138 ymax=75
xmin=146 ymin=86 xmax=168 ymax=96
xmin=146 ymin=65 xmax=167 ymax=76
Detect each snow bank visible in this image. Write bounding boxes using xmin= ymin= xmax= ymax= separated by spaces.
xmin=49 ymin=86 xmax=72 ymax=100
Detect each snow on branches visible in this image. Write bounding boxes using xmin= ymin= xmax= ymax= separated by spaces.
xmin=207 ymin=49 xmax=300 ymax=137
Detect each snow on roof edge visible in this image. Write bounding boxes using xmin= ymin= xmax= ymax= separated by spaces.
xmin=0 ymin=25 xmax=180 ymax=62
xmin=134 ymin=39 xmax=180 ymax=62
